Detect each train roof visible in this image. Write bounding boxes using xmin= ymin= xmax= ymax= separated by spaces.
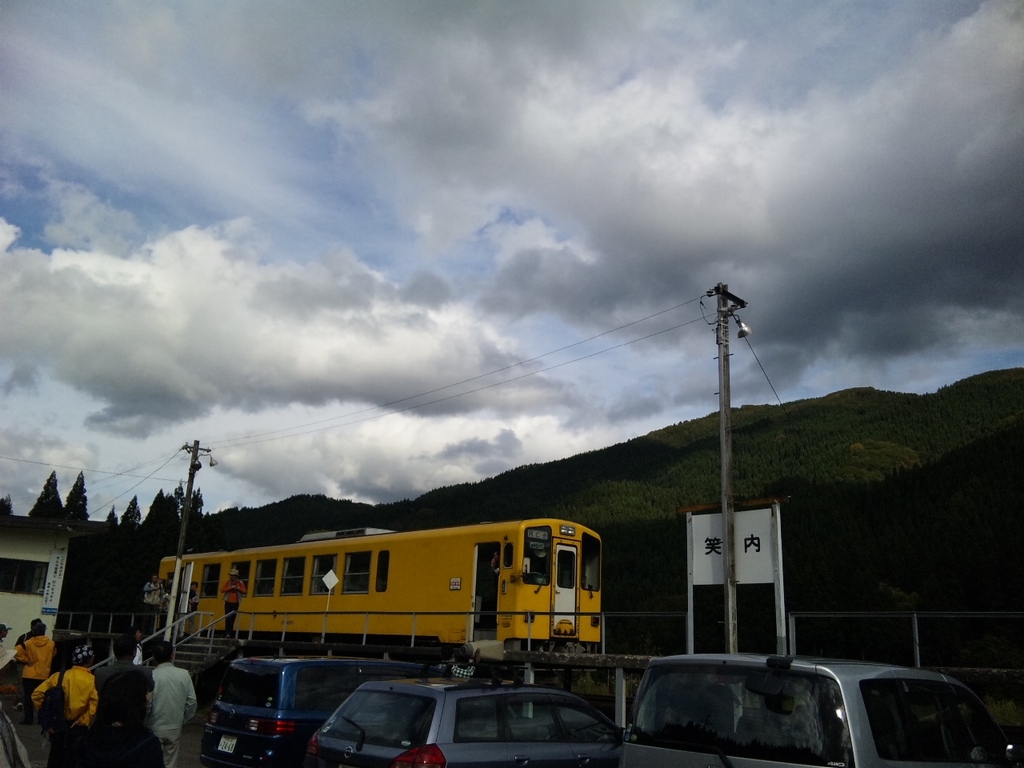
xmin=163 ymin=517 xmax=599 ymax=561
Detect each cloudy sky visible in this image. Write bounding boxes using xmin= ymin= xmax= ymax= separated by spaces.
xmin=1 ymin=1 xmax=1022 ymax=519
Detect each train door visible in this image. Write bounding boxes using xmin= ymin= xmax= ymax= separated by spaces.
xmin=472 ymin=542 xmax=501 ymax=641
xmin=552 ymin=544 xmax=578 ymax=639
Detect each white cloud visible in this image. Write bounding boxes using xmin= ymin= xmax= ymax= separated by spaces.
xmin=0 ymin=1 xmax=1021 ymax=515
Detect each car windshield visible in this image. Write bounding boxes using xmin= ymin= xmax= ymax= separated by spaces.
xmin=322 ymin=690 xmax=435 ymax=749
xmin=630 ymin=663 xmax=853 ymax=767
xmin=218 ymin=664 xmax=279 ymax=708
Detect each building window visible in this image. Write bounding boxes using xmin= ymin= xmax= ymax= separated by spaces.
xmin=201 ymin=564 xmax=221 ymax=598
xmin=343 ymin=551 xmax=371 ymax=594
xmin=281 ymin=557 xmax=305 ymax=596
xmin=254 ymin=559 xmax=277 ymax=597
xmin=0 ymin=558 xmax=47 ymax=594
xmin=311 ymin=554 xmax=337 ymax=595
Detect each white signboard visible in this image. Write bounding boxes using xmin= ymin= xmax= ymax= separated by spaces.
xmin=41 ymin=545 xmax=68 ymax=615
xmin=322 ymin=569 xmax=339 ymax=592
xmin=689 ymin=508 xmax=775 ymax=585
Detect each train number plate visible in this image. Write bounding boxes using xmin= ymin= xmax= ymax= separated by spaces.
xmin=217 ymin=735 xmax=237 ymax=754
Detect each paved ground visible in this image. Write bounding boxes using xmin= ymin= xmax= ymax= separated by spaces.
xmin=2 ymin=694 xmax=206 ymax=768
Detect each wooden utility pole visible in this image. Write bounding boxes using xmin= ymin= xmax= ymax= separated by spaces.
xmin=163 ymin=440 xmax=211 ymax=641
xmin=709 ymin=282 xmax=747 ymax=654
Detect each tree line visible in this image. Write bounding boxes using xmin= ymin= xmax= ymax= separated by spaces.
xmin=5 ymin=368 xmax=1024 ymax=663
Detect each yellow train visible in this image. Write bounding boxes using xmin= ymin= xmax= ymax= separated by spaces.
xmin=160 ymin=518 xmax=603 ymax=652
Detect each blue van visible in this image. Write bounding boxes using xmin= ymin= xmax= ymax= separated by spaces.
xmin=200 ymin=657 xmax=435 ymax=768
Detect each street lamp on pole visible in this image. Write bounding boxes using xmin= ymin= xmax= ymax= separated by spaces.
xmin=163 ymin=440 xmax=214 ymax=641
xmin=707 ymin=282 xmax=749 ymax=654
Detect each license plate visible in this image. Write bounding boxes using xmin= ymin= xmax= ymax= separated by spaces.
xmin=217 ymin=735 xmax=237 ymax=754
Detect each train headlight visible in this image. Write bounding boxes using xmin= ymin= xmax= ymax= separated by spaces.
xmin=559 ymin=525 xmax=576 ymax=536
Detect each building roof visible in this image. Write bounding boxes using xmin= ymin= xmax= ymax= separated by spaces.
xmin=0 ymin=515 xmax=108 ymax=537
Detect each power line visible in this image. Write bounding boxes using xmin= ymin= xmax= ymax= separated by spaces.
xmin=1 ymin=295 xmax=709 ymax=504
xmin=0 ymin=454 xmax=179 ymax=483
xmin=742 ymin=336 xmax=783 ymax=406
xmin=89 ymin=450 xmax=185 ymax=513
xmin=210 ymin=297 xmax=703 ymax=448
xmin=221 ymin=314 xmax=709 ymax=447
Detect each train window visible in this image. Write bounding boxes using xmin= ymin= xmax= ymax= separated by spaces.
xmin=201 ymin=564 xmax=221 ymax=598
xmin=502 ymin=542 xmax=513 ymax=569
xmin=375 ymin=550 xmax=390 ymax=592
xmin=254 ymin=559 xmax=277 ymax=597
xmin=343 ymin=551 xmax=371 ymax=594
xmin=581 ymin=533 xmax=600 ymax=592
xmin=311 ymin=554 xmax=337 ymax=595
xmin=522 ymin=526 xmax=551 ymax=586
xmin=231 ymin=562 xmax=251 ymax=584
xmin=556 ymin=548 xmax=576 ymax=589
xmin=281 ymin=556 xmax=305 ymax=596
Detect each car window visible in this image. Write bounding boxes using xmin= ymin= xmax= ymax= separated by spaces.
xmin=455 ymin=696 xmax=501 ymax=742
xmin=630 ymin=663 xmax=853 ymax=767
xmin=322 ymin=690 xmax=435 ymax=749
xmin=503 ymin=695 xmax=560 ymax=742
xmin=861 ymin=678 xmax=1007 ymax=763
xmin=293 ymin=665 xmax=357 ymax=710
xmin=218 ymin=664 xmax=279 ymax=708
xmin=555 ymin=701 xmax=619 ymax=743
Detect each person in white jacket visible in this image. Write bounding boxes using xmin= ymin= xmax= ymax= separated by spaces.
xmin=144 ymin=640 xmax=197 ymax=768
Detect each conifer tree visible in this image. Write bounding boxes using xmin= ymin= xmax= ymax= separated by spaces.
xmin=65 ymin=471 xmax=89 ymax=520
xmin=28 ymin=471 xmax=64 ymax=518
xmin=0 ymin=494 xmax=12 ymax=515
xmin=121 ymin=497 xmax=142 ymax=531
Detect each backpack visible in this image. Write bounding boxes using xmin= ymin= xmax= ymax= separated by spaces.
xmin=38 ymin=669 xmax=69 ymax=733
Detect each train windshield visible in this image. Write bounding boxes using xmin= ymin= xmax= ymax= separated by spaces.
xmin=522 ymin=525 xmax=552 ymax=586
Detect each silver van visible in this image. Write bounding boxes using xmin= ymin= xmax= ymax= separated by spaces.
xmin=621 ymin=653 xmax=1018 ymax=768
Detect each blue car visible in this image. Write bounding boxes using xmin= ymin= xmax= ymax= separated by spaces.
xmin=200 ymin=657 xmax=436 ymax=768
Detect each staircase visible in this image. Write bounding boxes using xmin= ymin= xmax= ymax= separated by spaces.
xmin=172 ymin=636 xmax=240 ymax=677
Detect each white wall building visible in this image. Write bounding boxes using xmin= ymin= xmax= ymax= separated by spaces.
xmin=0 ymin=516 xmax=106 ymax=642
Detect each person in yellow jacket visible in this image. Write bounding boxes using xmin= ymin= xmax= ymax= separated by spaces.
xmin=14 ymin=621 xmax=55 ymax=726
xmin=31 ymin=644 xmax=98 ymax=768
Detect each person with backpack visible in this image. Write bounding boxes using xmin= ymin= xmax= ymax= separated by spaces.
xmin=31 ymin=644 xmax=98 ymax=768
xmin=14 ymin=621 xmax=55 ymax=726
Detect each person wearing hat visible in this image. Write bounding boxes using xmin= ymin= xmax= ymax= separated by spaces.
xmin=15 ymin=620 xmax=55 ymax=725
xmin=0 ymin=622 xmax=10 ymax=643
xmin=220 ymin=566 xmax=247 ymax=633
xmin=32 ymin=643 xmax=98 ymax=768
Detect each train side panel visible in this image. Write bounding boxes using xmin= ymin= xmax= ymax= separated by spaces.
xmin=161 ymin=518 xmax=601 ymax=650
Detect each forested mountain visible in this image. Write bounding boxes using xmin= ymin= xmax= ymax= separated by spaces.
xmin=54 ymin=368 xmax=1024 ymax=662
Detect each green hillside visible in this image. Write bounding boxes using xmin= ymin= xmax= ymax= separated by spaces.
xmin=59 ymin=368 xmax=1024 ymax=662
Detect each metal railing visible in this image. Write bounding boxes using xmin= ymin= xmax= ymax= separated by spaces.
xmin=55 ymin=608 xmax=687 ymax=656
xmin=788 ymin=611 xmax=1024 ymax=667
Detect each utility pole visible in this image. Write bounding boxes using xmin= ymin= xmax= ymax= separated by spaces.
xmin=163 ymin=440 xmax=212 ymax=641
xmin=709 ymin=283 xmax=748 ymax=654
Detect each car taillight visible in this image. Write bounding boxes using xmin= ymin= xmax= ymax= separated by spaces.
xmin=207 ymin=710 xmax=219 ymax=724
xmin=306 ymin=731 xmax=318 ymax=757
xmin=246 ymin=718 xmax=297 ymax=735
xmin=390 ymin=743 xmax=446 ymax=767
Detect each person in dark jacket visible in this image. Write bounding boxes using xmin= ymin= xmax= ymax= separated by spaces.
xmin=72 ymin=671 xmax=164 ymax=768
xmin=93 ymin=635 xmax=154 ymax=695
